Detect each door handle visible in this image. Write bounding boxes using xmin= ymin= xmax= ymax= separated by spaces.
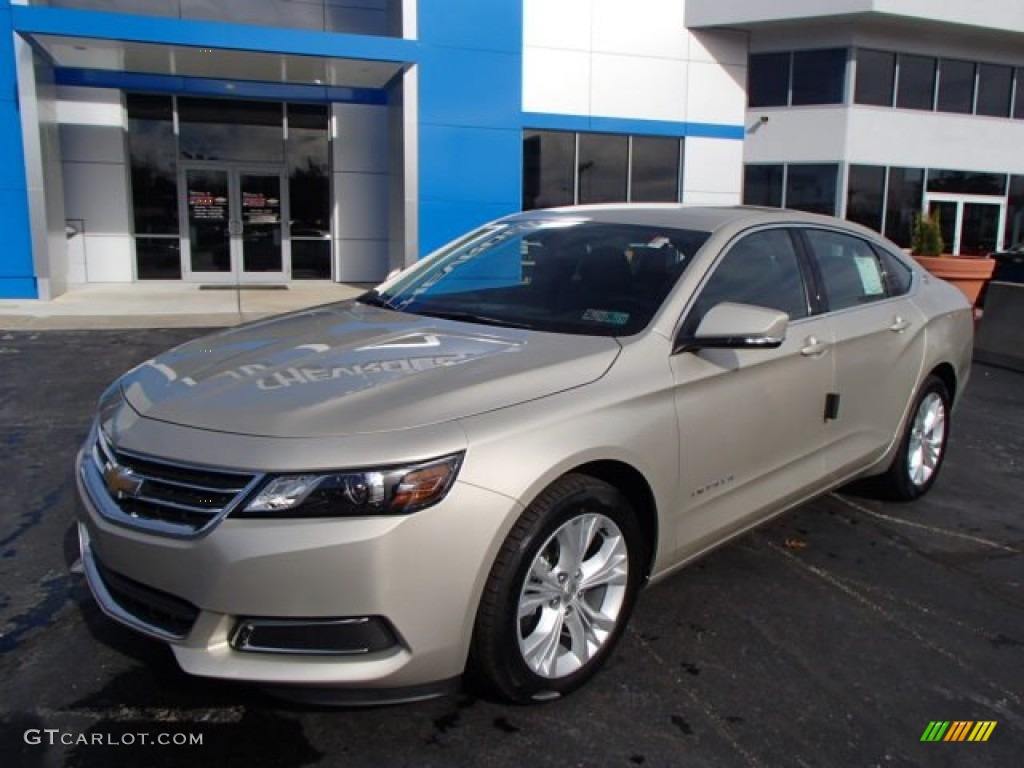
xmin=889 ymin=316 xmax=912 ymax=333
xmin=800 ymin=336 xmax=830 ymax=357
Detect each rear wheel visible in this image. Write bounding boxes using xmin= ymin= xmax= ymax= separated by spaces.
xmin=877 ymin=375 xmax=951 ymax=500
xmin=470 ymin=474 xmax=643 ymax=702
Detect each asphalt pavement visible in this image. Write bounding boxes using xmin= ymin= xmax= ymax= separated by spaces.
xmin=0 ymin=328 xmax=1021 ymax=768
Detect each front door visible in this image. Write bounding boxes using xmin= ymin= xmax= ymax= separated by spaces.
xmin=669 ymin=228 xmax=831 ymax=560
xmin=182 ymin=165 xmax=288 ymax=283
xmin=925 ymin=194 xmax=1005 ymax=256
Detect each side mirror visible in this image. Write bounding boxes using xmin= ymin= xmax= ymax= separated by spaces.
xmin=674 ymin=302 xmax=788 ymax=354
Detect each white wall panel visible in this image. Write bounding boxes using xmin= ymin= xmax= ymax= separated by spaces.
xmin=59 ymin=124 xmax=126 ymax=165
xmin=55 ymin=86 xmax=123 ymax=127
xmin=331 ymin=104 xmax=389 ymax=174
xmin=62 ymin=162 xmax=131 ymax=236
xmin=743 ymin=109 xmax=849 ymax=163
xmin=686 ymin=62 xmax=746 ymax=125
xmin=523 ymin=0 xmax=593 ymax=52
xmin=683 ymin=190 xmax=742 ymax=205
xmin=335 ymin=239 xmax=389 ymax=282
xmin=83 ymin=235 xmax=133 ymax=282
xmin=334 ymin=171 xmax=389 ymax=240
xmin=522 ymin=47 xmax=592 ymax=115
xmin=688 ymin=29 xmax=747 ymax=66
xmin=590 ymin=54 xmax=687 ymax=122
xmin=845 ymin=109 xmax=1024 ymax=174
xmin=591 ymin=0 xmax=686 ymax=59
xmin=683 ymin=137 xmax=744 ymax=197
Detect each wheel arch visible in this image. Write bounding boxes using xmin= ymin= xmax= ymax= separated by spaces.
xmin=928 ymin=361 xmax=957 ymax=404
xmin=567 ymin=459 xmax=659 ymax=581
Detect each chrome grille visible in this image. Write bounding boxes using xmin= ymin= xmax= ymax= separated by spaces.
xmin=90 ymin=430 xmax=262 ymax=537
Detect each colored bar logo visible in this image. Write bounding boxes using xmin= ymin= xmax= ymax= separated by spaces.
xmin=920 ymin=721 xmax=997 ymax=742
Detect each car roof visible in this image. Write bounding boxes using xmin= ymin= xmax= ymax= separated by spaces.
xmin=504 ymin=204 xmax=878 ymax=239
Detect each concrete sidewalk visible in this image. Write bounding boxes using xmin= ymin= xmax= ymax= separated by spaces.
xmin=0 ymin=282 xmax=369 ymax=330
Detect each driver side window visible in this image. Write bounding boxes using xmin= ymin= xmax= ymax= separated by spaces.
xmin=681 ymin=228 xmax=810 ymax=336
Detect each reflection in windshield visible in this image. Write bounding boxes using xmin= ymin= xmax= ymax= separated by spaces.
xmin=364 ymin=220 xmax=710 ymax=336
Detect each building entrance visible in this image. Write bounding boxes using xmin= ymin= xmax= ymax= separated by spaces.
xmin=181 ymin=164 xmax=288 ymax=283
xmin=925 ymin=194 xmax=1005 ymax=256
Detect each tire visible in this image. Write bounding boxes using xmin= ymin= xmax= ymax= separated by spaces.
xmin=876 ymin=375 xmax=951 ymax=501
xmin=470 ymin=474 xmax=644 ymax=703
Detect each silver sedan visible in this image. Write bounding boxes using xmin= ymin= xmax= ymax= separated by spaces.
xmin=76 ymin=206 xmax=973 ymax=703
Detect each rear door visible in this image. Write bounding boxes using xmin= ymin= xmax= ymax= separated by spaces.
xmin=669 ymin=227 xmax=833 ymax=558
xmin=799 ymin=228 xmax=926 ymax=480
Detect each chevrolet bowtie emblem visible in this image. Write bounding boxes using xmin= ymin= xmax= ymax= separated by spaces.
xmin=103 ymin=462 xmax=144 ymax=499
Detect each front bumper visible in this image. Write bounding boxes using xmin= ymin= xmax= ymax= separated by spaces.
xmin=76 ymin=446 xmax=521 ymax=690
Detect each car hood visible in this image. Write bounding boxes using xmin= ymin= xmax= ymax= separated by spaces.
xmin=118 ymin=301 xmax=621 ymax=437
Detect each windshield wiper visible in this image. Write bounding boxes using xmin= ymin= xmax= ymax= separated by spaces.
xmin=411 ymin=309 xmax=535 ymax=330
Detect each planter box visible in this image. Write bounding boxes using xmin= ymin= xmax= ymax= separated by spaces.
xmin=912 ymin=255 xmax=996 ymax=306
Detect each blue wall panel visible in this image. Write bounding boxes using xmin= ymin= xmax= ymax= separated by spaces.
xmin=0 ymin=3 xmax=36 ymax=298
xmin=416 ymin=0 xmax=523 ymax=254
xmin=419 ymin=125 xmax=521 ymax=205
xmin=417 ymin=0 xmax=521 ymax=54
xmin=0 ymin=188 xmax=34 ymax=279
xmin=418 ymin=201 xmax=520 ymax=254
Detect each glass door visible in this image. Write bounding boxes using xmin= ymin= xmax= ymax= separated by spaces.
xmin=925 ymin=194 xmax=1005 ymax=256
xmin=181 ymin=164 xmax=288 ymax=283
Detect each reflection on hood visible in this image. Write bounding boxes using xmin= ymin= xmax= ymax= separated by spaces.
xmin=119 ymin=300 xmax=621 ymax=438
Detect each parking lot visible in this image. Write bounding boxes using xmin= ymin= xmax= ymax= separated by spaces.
xmin=1 ymin=328 xmax=1021 ymax=767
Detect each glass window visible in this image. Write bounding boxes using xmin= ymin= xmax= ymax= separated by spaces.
xmin=577 ymin=134 xmax=628 ymax=204
xmin=748 ymin=52 xmax=790 ymax=107
xmin=374 ymin=221 xmax=710 ymax=337
xmin=792 ymin=49 xmax=847 ymax=105
xmin=1014 ymin=70 xmax=1024 ymax=119
xmin=523 ymin=130 xmax=575 ymax=210
xmin=804 ymin=229 xmax=888 ymax=311
xmin=884 ymin=167 xmax=924 ymax=248
xmin=291 ymin=240 xmax=332 ymax=280
xmin=126 ymin=94 xmax=178 ymax=236
xmin=135 ymin=238 xmax=181 ymax=280
xmin=1005 ymin=176 xmax=1024 ymax=249
xmin=630 ymin=137 xmax=680 ymax=203
xmin=287 ymin=103 xmax=330 ymax=239
xmin=855 ymin=49 xmax=896 ymax=106
xmin=896 ymin=55 xmax=936 ymax=111
xmin=976 ymin=63 xmax=1012 ymax=118
xmin=786 ymin=164 xmax=838 ymax=215
xmin=872 ymin=245 xmax=913 ymax=296
xmin=743 ymin=165 xmax=784 ymax=208
xmin=926 ymin=169 xmax=1006 ymax=196
xmin=179 ymin=97 xmax=284 ymax=163
xmin=846 ymin=165 xmax=886 ymax=233
xmin=936 ymin=59 xmax=976 ymax=114
xmin=683 ymin=229 xmax=809 ymax=335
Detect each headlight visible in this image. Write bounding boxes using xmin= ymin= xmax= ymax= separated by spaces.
xmin=234 ymin=454 xmax=463 ymax=518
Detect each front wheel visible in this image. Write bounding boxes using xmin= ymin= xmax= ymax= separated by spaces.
xmin=877 ymin=375 xmax=951 ymax=500
xmin=470 ymin=474 xmax=644 ymax=702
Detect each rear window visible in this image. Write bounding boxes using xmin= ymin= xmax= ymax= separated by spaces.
xmin=804 ymin=229 xmax=890 ymax=312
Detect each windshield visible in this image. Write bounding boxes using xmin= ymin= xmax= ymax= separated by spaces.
xmin=362 ymin=220 xmax=710 ymax=336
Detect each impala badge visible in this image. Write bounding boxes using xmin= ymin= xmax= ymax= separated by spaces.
xmin=103 ymin=462 xmax=144 ymax=499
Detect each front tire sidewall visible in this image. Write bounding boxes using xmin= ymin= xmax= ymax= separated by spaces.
xmin=481 ymin=478 xmax=643 ymax=702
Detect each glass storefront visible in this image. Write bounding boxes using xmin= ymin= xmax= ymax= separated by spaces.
xmin=126 ymin=95 xmax=330 ymax=281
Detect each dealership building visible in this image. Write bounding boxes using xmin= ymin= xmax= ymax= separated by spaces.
xmin=1 ymin=0 xmax=1023 ymax=300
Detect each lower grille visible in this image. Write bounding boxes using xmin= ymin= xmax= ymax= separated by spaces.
xmin=91 ymin=556 xmax=199 ymax=639
xmin=89 ymin=430 xmax=262 ymax=537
